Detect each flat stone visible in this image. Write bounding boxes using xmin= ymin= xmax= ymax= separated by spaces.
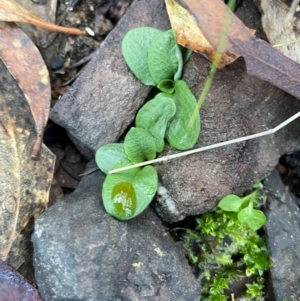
xmin=32 ymin=162 xmax=201 ymax=301
xmin=264 ymin=170 xmax=300 ymax=301
xmin=50 ymin=0 xmax=171 ymax=159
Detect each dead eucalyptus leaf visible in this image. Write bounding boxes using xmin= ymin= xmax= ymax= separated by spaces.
xmin=0 ymin=23 xmax=50 ymax=157
xmin=0 ymin=40 xmax=55 ymax=269
xmin=0 ymin=0 xmax=86 ymax=35
xmin=165 ymin=0 xmax=239 ymax=68
xmin=180 ymin=0 xmax=300 ymax=100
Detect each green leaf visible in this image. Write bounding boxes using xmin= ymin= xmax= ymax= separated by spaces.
xmin=157 ymin=79 xmax=175 ymax=94
xmin=180 ymin=46 xmax=193 ymax=63
xmin=166 ymin=80 xmax=200 ymax=150
xmin=238 ymin=206 xmax=266 ymax=231
xmin=252 ymin=181 xmax=263 ymax=189
xmin=124 ymin=127 xmax=157 ymax=163
xmin=135 ymin=93 xmax=176 ymax=152
xmin=102 ymin=165 xmax=158 ymax=220
xmin=95 ymin=143 xmax=131 ymax=174
xmin=148 ymin=29 xmax=183 ymax=84
xmin=174 ymin=41 xmax=184 ymax=81
xmin=121 ymin=27 xmax=163 ymax=85
xmin=218 ymin=195 xmax=244 ymax=212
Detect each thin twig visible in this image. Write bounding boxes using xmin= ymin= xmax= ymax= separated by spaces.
xmin=109 ymin=111 xmax=300 ymax=174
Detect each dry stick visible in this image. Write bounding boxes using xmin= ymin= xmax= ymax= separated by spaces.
xmin=109 ymin=111 xmax=300 ymax=174
xmin=26 ymin=18 xmax=86 ymax=35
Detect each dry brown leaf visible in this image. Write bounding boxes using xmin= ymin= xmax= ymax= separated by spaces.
xmin=0 ymin=0 xmax=85 ymax=35
xmin=0 ymin=23 xmax=55 ymax=268
xmin=165 ymin=0 xmax=240 ymax=68
xmin=0 ymin=50 xmax=55 ymax=269
xmin=180 ymin=0 xmax=300 ymax=100
xmin=0 ymin=23 xmax=50 ymax=157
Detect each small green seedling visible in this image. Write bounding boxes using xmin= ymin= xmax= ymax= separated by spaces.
xmin=218 ymin=181 xmax=266 ymax=231
xmin=182 ymin=183 xmax=270 ymax=300
xmin=96 ymin=27 xmax=200 ymax=220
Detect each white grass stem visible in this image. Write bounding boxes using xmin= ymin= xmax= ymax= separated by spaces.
xmin=273 ymin=38 xmax=300 ymax=47
xmin=109 ymin=111 xmax=300 ymax=174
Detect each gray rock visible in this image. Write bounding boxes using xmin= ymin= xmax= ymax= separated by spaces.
xmin=264 ymin=170 xmax=300 ymax=301
xmin=50 ymin=0 xmax=171 ymax=159
xmin=154 ymin=0 xmax=300 ymax=222
xmin=32 ymin=162 xmax=201 ymax=301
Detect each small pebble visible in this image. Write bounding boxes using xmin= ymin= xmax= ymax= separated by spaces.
xmin=51 ymin=56 xmax=65 ymax=70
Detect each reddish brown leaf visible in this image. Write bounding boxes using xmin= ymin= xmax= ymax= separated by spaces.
xmin=0 ymin=260 xmax=43 ymax=301
xmin=180 ymin=0 xmax=300 ymax=100
xmin=165 ymin=0 xmax=240 ymax=68
xmin=0 ymin=0 xmax=85 ymax=35
xmin=0 ymin=22 xmax=50 ymax=156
